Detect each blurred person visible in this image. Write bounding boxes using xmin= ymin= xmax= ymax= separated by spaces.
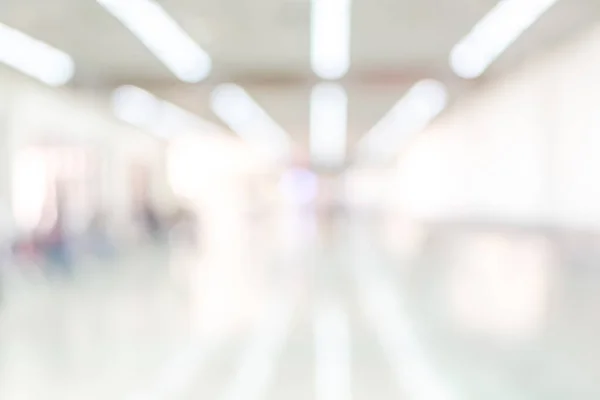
xmin=139 ymin=199 xmax=163 ymax=241
xmin=11 ymin=231 xmax=40 ymax=270
xmin=318 ymin=176 xmax=347 ymax=244
xmin=38 ymin=188 xmax=73 ymax=276
xmin=43 ymin=205 xmax=72 ymax=275
xmin=0 ymin=204 xmax=12 ymax=266
xmin=168 ymin=205 xmax=199 ymax=249
xmin=0 ymin=205 xmax=10 ymax=304
xmin=166 ymin=205 xmax=201 ymax=295
xmin=86 ymin=210 xmax=116 ymax=259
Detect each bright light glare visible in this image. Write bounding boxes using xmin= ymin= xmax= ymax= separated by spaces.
xmin=450 ymin=0 xmax=560 ymax=79
xmin=112 ymin=85 xmax=222 ymax=137
xmin=0 ymin=23 xmax=74 ymax=85
xmin=97 ymin=0 xmax=211 ymax=82
xmin=211 ymin=84 xmax=291 ymax=162
xmin=167 ymin=138 xmax=240 ymax=199
xmin=13 ymin=150 xmax=48 ymax=231
xmin=360 ymin=80 xmax=448 ymax=161
xmin=310 ymin=83 xmax=348 ymax=167
xmin=311 ymin=0 xmax=351 ymax=79
xmin=112 ymin=85 xmax=161 ymax=128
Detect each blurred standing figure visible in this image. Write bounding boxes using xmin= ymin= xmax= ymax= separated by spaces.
xmin=131 ymin=165 xmax=164 ymax=241
xmin=86 ymin=210 xmax=115 ymax=258
xmin=44 ymin=205 xmax=72 ymax=275
xmin=140 ymin=199 xmax=162 ymax=240
xmin=0 ymin=205 xmax=12 ymax=304
xmin=169 ymin=206 xmax=199 ymax=249
xmin=0 ymin=205 xmax=12 ymax=265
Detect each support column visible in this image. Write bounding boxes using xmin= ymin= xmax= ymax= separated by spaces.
xmin=0 ymin=96 xmax=15 ymax=243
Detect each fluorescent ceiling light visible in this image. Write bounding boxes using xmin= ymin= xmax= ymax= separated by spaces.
xmin=0 ymin=23 xmax=74 ymax=86
xmin=450 ymin=0 xmax=560 ymax=79
xmin=112 ymin=85 xmax=160 ymax=128
xmin=310 ymin=83 xmax=348 ymax=167
xmin=112 ymin=85 xmax=222 ymax=137
xmin=360 ymin=80 xmax=448 ymax=161
xmin=311 ymin=0 xmax=351 ymax=80
xmin=211 ymin=84 xmax=291 ymax=162
xmin=98 ymin=0 xmax=211 ymax=82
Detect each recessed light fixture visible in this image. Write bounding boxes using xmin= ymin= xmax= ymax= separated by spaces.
xmin=211 ymin=84 xmax=291 ymax=162
xmin=310 ymin=83 xmax=348 ymax=167
xmin=360 ymin=80 xmax=448 ymax=161
xmin=112 ymin=85 xmax=222 ymax=137
xmin=0 ymin=23 xmax=74 ymax=86
xmin=450 ymin=0 xmax=560 ymax=79
xmin=311 ymin=0 xmax=351 ymax=80
xmin=98 ymin=0 xmax=212 ymax=82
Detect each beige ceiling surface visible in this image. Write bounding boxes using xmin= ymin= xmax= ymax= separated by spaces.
xmin=0 ymin=0 xmax=598 ymax=156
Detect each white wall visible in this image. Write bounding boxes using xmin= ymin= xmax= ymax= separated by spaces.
xmin=0 ymin=75 xmax=19 ymax=238
xmin=0 ymin=72 xmax=170 ymax=237
xmin=545 ymin=29 xmax=600 ymax=228
xmin=393 ymin=24 xmax=600 ymax=229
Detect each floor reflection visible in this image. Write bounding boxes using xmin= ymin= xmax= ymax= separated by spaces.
xmin=445 ymin=232 xmax=552 ymax=341
xmin=2 ymin=214 xmax=600 ymax=399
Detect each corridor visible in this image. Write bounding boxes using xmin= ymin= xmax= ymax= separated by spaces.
xmin=2 ymin=215 xmax=599 ymax=399
xmin=2 ymin=0 xmax=600 ymax=398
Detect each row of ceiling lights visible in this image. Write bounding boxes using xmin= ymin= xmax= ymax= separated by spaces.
xmin=0 ymin=0 xmax=560 ymax=165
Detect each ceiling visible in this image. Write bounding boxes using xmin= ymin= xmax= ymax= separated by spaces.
xmin=1 ymin=0 xmax=599 ymax=159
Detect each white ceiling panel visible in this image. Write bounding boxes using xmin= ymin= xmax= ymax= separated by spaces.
xmin=0 ymin=0 xmax=598 ymax=161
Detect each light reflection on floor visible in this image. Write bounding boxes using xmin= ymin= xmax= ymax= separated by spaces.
xmin=1 ymin=214 xmax=600 ymax=399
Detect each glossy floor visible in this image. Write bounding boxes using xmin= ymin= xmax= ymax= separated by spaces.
xmin=1 ymin=215 xmax=598 ymax=399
